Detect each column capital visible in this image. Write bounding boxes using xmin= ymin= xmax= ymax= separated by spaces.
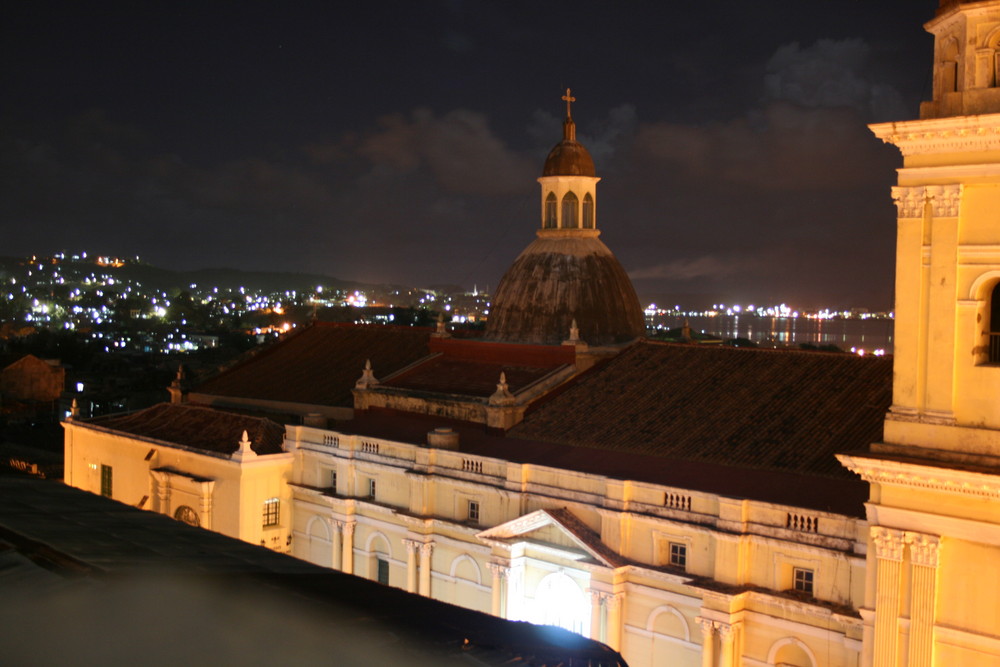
xmin=487 ymin=562 xmax=509 ymax=578
xmin=404 ymin=539 xmax=420 ymax=554
xmin=340 ymin=520 xmax=356 ymax=537
xmin=419 ymin=541 xmax=435 ymax=557
xmin=871 ymin=526 xmax=906 ymax=561
xmin=602 ymin=592 xmax=623 ymax=610
xmin=905 ymin=532 xmax=941 ymax=568
xmin=715 ymin=620 xmax=741 ymax=639
xmin=695 ymin=616 xmax=717 ymax=636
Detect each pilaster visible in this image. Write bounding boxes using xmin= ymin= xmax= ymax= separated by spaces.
xmin=871 ymin=527 xmax=906 ymax=667
xmin=487 ymin=561 xmax=509 ymax=617
xmin=418 ymin=541 xmax=434 ymax=596
xmin=905 ymin=532 xmax=941 ymax=667
xmin=340 ymin=520 xmax=355 ymax=575
xmin=696 ymin=616 xmax=716 ymax=667
xmin=604 ymin=592 xmax=624 ymax=652
xmin=405 ymin=540 xmax=420 ymax=594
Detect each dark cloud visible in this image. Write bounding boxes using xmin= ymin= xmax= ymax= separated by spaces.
xmin=353 ymin=109 xmax=534 ymax=196
xmin=0 ymin=1 xmax=940 ymax=307
xmin=764 ymin=38 xmax=909 ymax=120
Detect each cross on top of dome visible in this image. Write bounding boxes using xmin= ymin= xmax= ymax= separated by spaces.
xmin=562 ymin=88 xmax=576 ymax=119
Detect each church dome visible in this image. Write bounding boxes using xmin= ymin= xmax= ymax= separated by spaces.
xmin=485 ymin=235 xmax=645 ymax=346
xmin=486 ymin=90 xmax=644 ymax=347
xmin=542 ymin=133 xmax=596 ymax=177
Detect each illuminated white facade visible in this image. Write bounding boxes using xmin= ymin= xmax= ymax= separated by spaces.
xmin=287 ymin=425 xmax=867 ymax=667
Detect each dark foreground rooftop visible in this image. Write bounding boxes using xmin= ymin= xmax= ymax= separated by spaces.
xmin=0 ymin=471 xmax=625 ymax=667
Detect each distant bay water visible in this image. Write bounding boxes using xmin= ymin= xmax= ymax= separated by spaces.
xmin=653 ymin=315 xmax=894 ymax=354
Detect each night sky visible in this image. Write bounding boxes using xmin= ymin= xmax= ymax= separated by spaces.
xmin=2 ymin=1 xmax=941 ymax=309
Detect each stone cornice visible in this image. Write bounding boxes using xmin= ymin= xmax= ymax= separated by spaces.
xmin=870 ymin=114 xmax=1000 ymax=156
xmin=837 ymin=453 xmax=1000 ymax=500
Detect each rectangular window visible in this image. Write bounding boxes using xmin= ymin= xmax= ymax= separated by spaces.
xmin=468 ymin=500 xmax=480 ymax=524
xmin=367 ymin=478 xmax=376 ymax=499
xmin=329 ymin=469 xmax=337 ymax=492
xmin=262 ymin=498 xmax=280 ymax=527
xmin=793 ymin=567 xmax=814 ymax=595
xmin=100 ymin=464 xmax=113 ymax=497
xmin=376 ymin=557 xmax=389 ymax=585
xmin=669 ymin=542 xmax=687 ymax=569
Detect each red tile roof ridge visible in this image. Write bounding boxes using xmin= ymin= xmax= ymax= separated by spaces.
xmin=90 ymin=402 xmax=286 ymax=456
xmin=378 ymin=352 xmax=443 ymax=384
xmin=544 ymin=508 xmax=628 ymax=568
xmin=199 ymin=322 xmax=431 ymax=389
xmin=331 ymin=407 xmax=867 ymax=515
xmin=428 ymin=337 xmax=576 ymax=366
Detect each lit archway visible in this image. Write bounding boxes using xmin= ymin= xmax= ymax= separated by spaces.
xmin=532 ymin=571 xmax=590 ymax=636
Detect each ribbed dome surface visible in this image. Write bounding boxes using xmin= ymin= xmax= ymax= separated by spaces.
xmin=485 ymin=235 xmax=644 ymax=345
xmin=542 ymin=140 xmax=596 ymax=177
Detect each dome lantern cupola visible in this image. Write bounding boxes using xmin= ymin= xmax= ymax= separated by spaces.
xmin=485 ymin=90 xmax=644 ymax=346
xmin=539 ymin=89 xmax=600 ymax=233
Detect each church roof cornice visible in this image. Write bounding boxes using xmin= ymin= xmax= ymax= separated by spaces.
xmin=870 ymin=113 xmax=1000 ymax=155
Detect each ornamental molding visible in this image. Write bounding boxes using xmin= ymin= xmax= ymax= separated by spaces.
xmin=904 ymin=532 xmax=941 ymax=568
xmin=871 ymin=526 xmax=906 ymax=562
xmin=871 ymin=114 xmax=1000 ymax=156
xmin=486 ymin=561 xmax=510 ymax=578
xmin=891 ymin=184 xmax=962 ymax=218
xmin=837 ymin=453 xmax=1000 ymax=500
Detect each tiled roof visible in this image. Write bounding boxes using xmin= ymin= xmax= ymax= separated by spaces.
xmin=336 ymin=408 xmax=869 ymax=515
xmin=382 ymin=338 xmax=574 ymax=397
xmin=195 ymin=323 xmax=432 ymax=407
xmin=92 ymin=403 xmax=286 ymax=456
xmin=510 ymin=341 xmax=893 ymax=478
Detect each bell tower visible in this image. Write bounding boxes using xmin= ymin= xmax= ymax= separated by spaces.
xmin=838 ymin=3 xmax=1000 ymax=666
xmin=869 ymin=0 xmax=1000 ymax=459
xmin=537 ymin=88 xmax=601 ymax=234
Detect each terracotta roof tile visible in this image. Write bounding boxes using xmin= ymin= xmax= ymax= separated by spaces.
xmin=383 ymin=339 xmax=574 ymax=397
xmin=195 ymin=323 xmax=432 ymax=407
xmin=509 ymin=341 xmax=893 ymax=478
xmin=337 ymin=408 xmax=869 ymax=515
xmin=92 ymin=403 xmax=286 ymax=456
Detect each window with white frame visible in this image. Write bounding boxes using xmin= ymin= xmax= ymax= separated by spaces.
xmin=669 ymin=542 xmax=687 ymax=569
xmin=262 ymin=498 xmax=280 ymax=527
xmin=468 ymin=500 xmax=480 ymax=524
xmin=793 ymin=567 xmax=814 ymax=595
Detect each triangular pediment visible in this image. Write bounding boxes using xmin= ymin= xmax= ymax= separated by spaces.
xmin=476 ymin=508 xmax=624 ymax=568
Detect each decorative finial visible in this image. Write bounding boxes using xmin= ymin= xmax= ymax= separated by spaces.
xmin=355 ymin=359 xmax=379 ymax=389
xmin=562 ymin=88 xmax=576 ymax=119
xmin=489 ymin=371 xmax=515 ymax=405
xmin=569 ymin=318 xmax=580 ymax=342
xmin=232 ymin=429 xmax=257 ymax=461
xmin=70 ymin=398 xmax=80 ymax=419
xmin=171 ymin=363 xmax=186 ymax=388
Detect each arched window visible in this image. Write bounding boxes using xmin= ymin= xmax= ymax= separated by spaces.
xmin=544 ymin=193 xmax=557 ymax=228
xmin=990 ymin=282 xmax=1000 ymax=362
xmin=582 ymin=193 xmax=594 ymax=228
xmin=562 ymin=191 xmax=579 ymax=228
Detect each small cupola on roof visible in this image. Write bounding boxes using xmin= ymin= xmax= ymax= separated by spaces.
xmin=485 ymin=90 xmax=644 ymax=346
xmin=542 ymin=90 xmax=596 ymax=177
